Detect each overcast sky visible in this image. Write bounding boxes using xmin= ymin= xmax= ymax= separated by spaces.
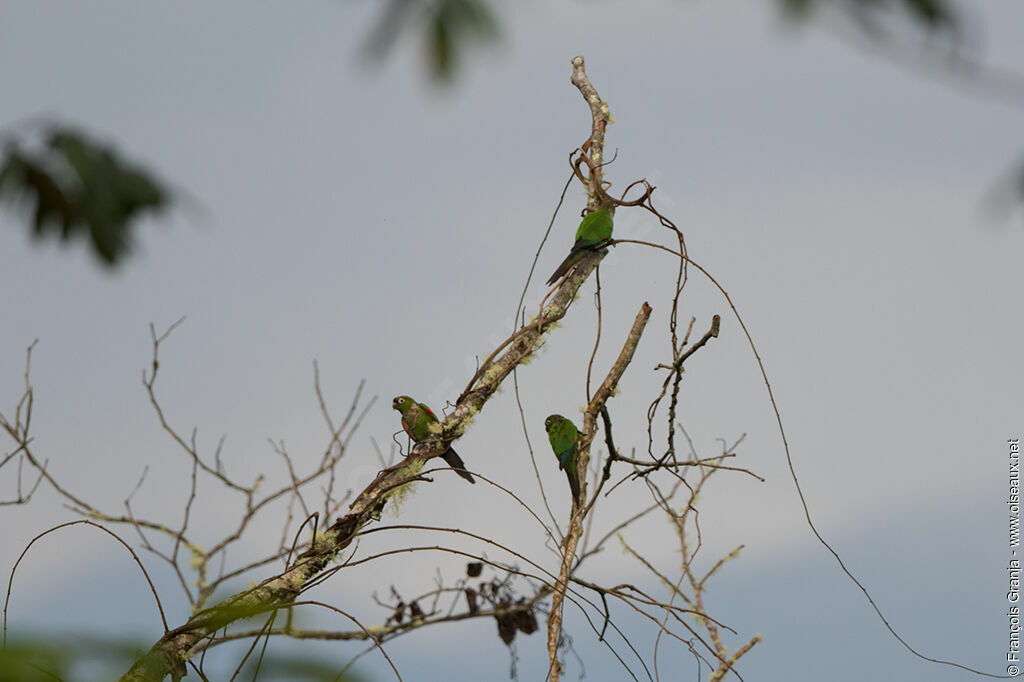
xmin=1 ymin=1 xmax=1022 ymax=680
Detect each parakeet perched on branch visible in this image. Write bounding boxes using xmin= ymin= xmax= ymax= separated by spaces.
xmin=393 ymin=395 xmax=475 ymax=484
xmin=546 ymin=208 xmax=614 ymax=285
xmin=545 ymin=414 xmax=583 ymax=504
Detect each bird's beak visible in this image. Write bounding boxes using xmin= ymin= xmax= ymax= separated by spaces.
xmin=391 ymin=398 xmax=400 ymax=410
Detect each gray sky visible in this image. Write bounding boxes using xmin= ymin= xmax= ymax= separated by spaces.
xmin=1 ymin=1 xmax=1021 ymax=680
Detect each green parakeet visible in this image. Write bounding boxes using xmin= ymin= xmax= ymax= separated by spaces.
xmin=546 ymin=208 xmax=614 ymax=285
xmin=544 ymin=414 xmax=583 ymax=504
xmin=393 ymin=395 xmax=475 ymax=484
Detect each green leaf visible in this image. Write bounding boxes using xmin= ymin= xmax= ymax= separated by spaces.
xmin=364 ymin=0 xmax=499 ymax=81
xmin=0 ymin=125 xmax=171 ymax=266
xmin=429 ymin=8 xmax=454 ymax=78
xmin=0 ymin=642 xmax=69 ymax=681
xmin=778 ymin=0 xmax=958 ymax=36
xmin=900 ymin=0 xmax=956 ymax=31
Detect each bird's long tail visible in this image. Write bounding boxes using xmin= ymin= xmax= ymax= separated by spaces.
xmin=565 ymin=464 xmax=582 ymax=505
xmin=546 ymin=248 xmax=582 ymax=286
xmin=441 ymin=447 xmax=475 ymax=484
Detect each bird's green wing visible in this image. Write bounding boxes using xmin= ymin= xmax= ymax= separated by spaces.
xmin=546 ymin=414 xmax=583 ymax=503
xmin=574 ymin=208 xmax=614 ymax=243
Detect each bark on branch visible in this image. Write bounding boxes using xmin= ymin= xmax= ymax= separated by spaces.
xmin=545 ymin=302 xmax=652 ymax=681
xmin=570 ymin=55 xmax=612 ymax=209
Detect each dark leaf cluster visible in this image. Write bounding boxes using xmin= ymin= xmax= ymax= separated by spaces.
xmin=0 ymin=126 xmax=170 ymax=266
xmin=465 ymin=564 xmax=539 ymax=647
xmin=781 ymin=0 xmax=958 ymax=34
xmin=364 ymin=0 xmax=498 ymax=81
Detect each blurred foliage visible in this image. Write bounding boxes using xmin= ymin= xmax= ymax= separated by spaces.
xmin=0 ymin=643 xmax=69 ymax=681
xmin=781 ymin=0 xmax=958 ymax=34
xmin=362 ymin=0 xmax=961 ymax=82
xmin=0 ymin=636 xmax=140 ymax=681
xmin=0 ymin=126 xmax=170 ymax=267
xmin=356 ymin=0 xmax=1012 ymax=217
xmin=1 ymin=0 xmax=1016 ymax=272
xmin=0 ymin=633 xmax=361 ymax=681
xmin=364 ymin=0 xmax=499 ymax=81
